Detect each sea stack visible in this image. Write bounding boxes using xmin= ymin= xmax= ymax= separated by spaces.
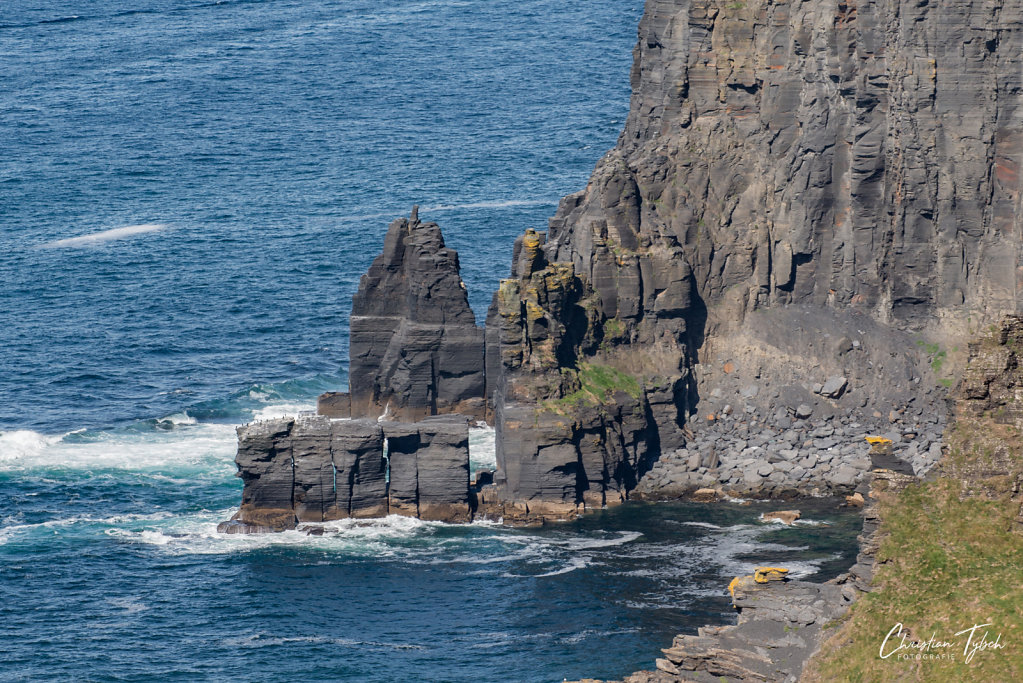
xmin=347 ymin=206 xmax=486 ymax=422
xmin=221 ymin=209 xmax=484 ymax=531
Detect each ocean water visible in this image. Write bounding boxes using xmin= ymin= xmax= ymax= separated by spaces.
xmin=0 ymin=1 xmax=861 ymax=680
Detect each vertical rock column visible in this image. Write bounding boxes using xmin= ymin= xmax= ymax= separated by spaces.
xmin=222 ymin=414 xmax=471 ymax=532
xmin=347 ymin=207 xmax=486 ymax=422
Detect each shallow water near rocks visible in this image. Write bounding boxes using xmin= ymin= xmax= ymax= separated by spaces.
xmin=1 ymin=425 xmax=860 ymax=681
xmin=2 ymin=0 xmax=861 ymax=680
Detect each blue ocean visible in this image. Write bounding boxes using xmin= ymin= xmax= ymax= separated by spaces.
xmin=0 ymin=1 xmax=858 ymax=680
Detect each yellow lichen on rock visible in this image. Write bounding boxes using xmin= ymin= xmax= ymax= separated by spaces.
xmin=753 ymin=567 xmax=789 ymax=583
xmin=728 ymin=576 xmax=742 ymax=599
xmin=865 ymin=436 xmax=892 ymax=445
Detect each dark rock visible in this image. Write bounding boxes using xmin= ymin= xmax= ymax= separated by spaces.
xmin=292 ymin=416 xmax=335 ymax=523
xmin=794 ymin=404 xmax=813 ymax=420
xmin=414 ymin=417 xmax=472 ymax=522
xmin=349 ymin=207 xmax=485 ymax=422
xmin=229 ymin=417 xmax=297 ymax=532
xmin=316 ymin=392 xmax=351 ymax=419
xmin=221 ymin=414 xmax=472 ymax=532
xmin=334 ymin=419 xmax=388 ymax=518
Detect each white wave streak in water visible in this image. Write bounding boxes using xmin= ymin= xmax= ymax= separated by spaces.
xmin=221 ymin=633 xmax=425 ymax=651
xmin=0 ymin=423 xmax=237 ymax=473
xmin=39 ymin=223 xmax=168 ymax=248
xmin=105 ymin=511 xmax=461 ymax=556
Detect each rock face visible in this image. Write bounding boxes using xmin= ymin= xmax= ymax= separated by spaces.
xmin=382 ymin=416 xmax=472 ymax=523
xmin=218 ymin=414 xmax=472 ymax=532
xmin=483 ymin=228 xmax=685 ymax=516
xmin=231 ymin=0 xmax=1023 ymax=526
xmin=956 ymin=315 xmax=1023 ymax=427
xmin=349 ymin=207 xmax=486 ymax=422
xmin=546 ymin=0 xmax=1023 ymax=336
xmin=486 ymin=0 xmax=1023 ymax=510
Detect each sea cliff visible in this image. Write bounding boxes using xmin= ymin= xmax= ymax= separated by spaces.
xmin=221 ymin=0 xmax=1023 ymax=675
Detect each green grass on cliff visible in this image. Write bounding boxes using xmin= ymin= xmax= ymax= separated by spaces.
xmin=805 ymin=423 xmax=1023 ymax=682
xmin=543 ymin=361 xmax=641 ymax=413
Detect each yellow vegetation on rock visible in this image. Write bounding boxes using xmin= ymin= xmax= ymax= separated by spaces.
xmin=865 ymin=436 xmax=892 ymax=445
xmin=753 ymin=567 xmax=789 ymax=583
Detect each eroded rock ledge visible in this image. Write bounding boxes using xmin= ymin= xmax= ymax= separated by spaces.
xmin=218 ymin=413 xmax=474 ymax=533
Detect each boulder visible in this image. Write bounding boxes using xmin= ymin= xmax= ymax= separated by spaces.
xmin=821 ymin=376 xmax=848 ymax=399
xmin=762 ymin=510 xmax=801 ymax=524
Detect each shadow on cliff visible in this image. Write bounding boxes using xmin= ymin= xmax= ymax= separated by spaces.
xmin=684 ymin=271 xmax=708 ymax=422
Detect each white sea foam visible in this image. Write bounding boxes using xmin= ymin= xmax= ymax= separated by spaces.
xmin=105 ymin=511 xmax=459 ymax=556
xmin=160 ymin=411 xmax=197 ymax=426
xmin=251 ymin=401 xmax=316 ymax=421
xmin=0 ymin=512 xmax=175 ymax=546
xmin=106 ymin=597 xmax=149 ymax=614
xmin=0 ymin=423 xmax=237 ymax=474
xmin=550 ymin=530 xmax=643 ymax=550
xmin=468 ymin=423 xmax=496 ymax=474
xmin=39 ymin=223 xmax=168 ymax=248
xmin=0 ymin=430 xmax=62 ymax=461
xmin=679 ymin=520 xmax=726 ymax=530
xmin=510 ymin=555 xmax=591 ymax=578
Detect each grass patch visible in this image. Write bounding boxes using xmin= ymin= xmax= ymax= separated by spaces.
xmin=603 ymin=317 xmax=627 ymax=340
xmin=543 ymin=361 xmax=641 ymax=414
xmin=806 ymin=423 xmax=1023 ymax=682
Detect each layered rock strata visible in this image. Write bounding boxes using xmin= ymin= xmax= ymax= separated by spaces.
xmin=218 ymin=414 xmax=472 ymax=532
xmin=347 ymin=206 xmax=485 ymax=422
xmin=546 ymin=0 xmax=1023 ymax=343
xmin=486 ymin=0 xmax=1023 ymax=509
xmin=482 ymin=228 xmax=690 ymax=518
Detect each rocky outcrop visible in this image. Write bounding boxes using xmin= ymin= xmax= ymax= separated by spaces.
xmin=639 ymin=579 xmax=854 ymax=683
xmin=956 ymin=315 xmax=1023 ymax=426
xmin=486 ymin=0 xmax=1023 ymax=510
xmin=348 ymin=206 xmax=485 ymax=422
xmin=603 ymin=467 xmax=914 ymax=683
xmin=382 ymin=416 xmax=472 ymax=523
xmin=482 ymin=228 xmax=689 ymax=516
xmin=218 ymin=414 xmax=472 ymax=531
xmin=944 ymin=315 xmax=1023 ymax=523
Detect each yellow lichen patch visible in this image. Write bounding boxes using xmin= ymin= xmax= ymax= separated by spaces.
xmin=522 ymin=229 xmax=542 ymax=253
xmin=728 ymin=576 xmax=742 ymax=599
xmin=865 ymin=436 xmax=892 ymax=445
xmin=753 ymin=567 xmax=789 ymax=584
xmin=525 ymin=301 xmax=545 ymax=322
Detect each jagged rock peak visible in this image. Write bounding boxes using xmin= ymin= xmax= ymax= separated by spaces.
xmin=352 ymin=206 xmax=476 ymax=326
xmin=348 ymin=207 xmax=485 ymax=422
